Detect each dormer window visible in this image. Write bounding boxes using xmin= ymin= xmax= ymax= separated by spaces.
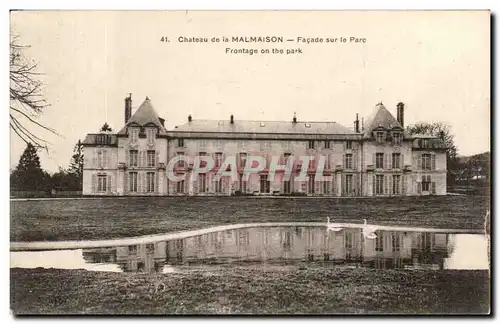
xmin=129 ymin=128 xmax=139 ymax=144
xmin=392 ymin=132 xmax=401 ymax=145
xmin=375 ymin=132 xmax=385 ymax=144
xmin=96 ymin=134 xmax=107 ymax=145
xmin=146 ymin=128 xmax=156 ymax=144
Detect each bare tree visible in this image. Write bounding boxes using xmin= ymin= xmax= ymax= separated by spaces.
xmin=10 ymin=34 xmax=57 ymax=150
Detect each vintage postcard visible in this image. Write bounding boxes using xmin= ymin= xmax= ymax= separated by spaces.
xmin=9 ymin=10 xmax=490 ymax=315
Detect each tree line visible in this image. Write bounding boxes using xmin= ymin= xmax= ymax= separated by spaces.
xmin=10 ymin=140 xmax=84 ymax=192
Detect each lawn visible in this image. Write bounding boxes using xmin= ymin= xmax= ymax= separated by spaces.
xmin=10 ymin=195 xmax=489 ymax=242
xmin=10 ymin=267 xmax=490 ymax=315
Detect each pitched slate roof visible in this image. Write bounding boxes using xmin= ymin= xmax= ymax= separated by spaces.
xmin=117 ymin=98 xmax=167 ymax=135
xmin=82 ymin=133 xmax=118 ymax=146
xmin=172 ymin=119 xmax=356 ymax=135
xmin=363 ymin=103 xmax=410 ymax=139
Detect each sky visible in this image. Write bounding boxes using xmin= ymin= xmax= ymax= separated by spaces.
xmin=10 ymin=10 xmax=490 ymax=173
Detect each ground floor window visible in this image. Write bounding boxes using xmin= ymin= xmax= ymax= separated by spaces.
xmin=240 ymin=175 xmax=247 ymax=193
xmin=129 ymin=172 xmax=138 ymax=192
xmin=345 ymin=174 xmax=353 ymax=194
xmin=215 ymin=178 xmax=223 ymax=193
xmin=260 ymin=174 xmax=270 ymax=193
xmin=199 ymin=174 xmax=207 ymax=193
xmin=392 ymin=175 xmax=401 ymax=195
xmin=308 ymin=177 xmax=315 ymax=194
xmin=375 ymin=175 xmax=384 ymax=195
xmin=283 ymin=180 xmax=291 ymax=194
xmin=146 ymin=172 xmax=155 ymax=193
xmin=176 ymin=179 xmax=185 ymax=193
xmin=392 ymin=233 xmax=401 ymax=252
xmin=345 ymin=232 xmax=353 ymax=249
xmin=282 ymin=231 xmax=292 ymax=251
xmin=422 ymin=175 xmax=431 ymax=192
xmin=323 ymin=180 xmax=330 ymax=194
xmin=375 ymin=234 xmax=384 ymax=252
xmin=97 ymin=175 xmax=107 ymax=192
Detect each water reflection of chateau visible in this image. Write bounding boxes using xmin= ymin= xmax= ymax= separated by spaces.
xmin=82 ymin=226 xmax=452 ymax=272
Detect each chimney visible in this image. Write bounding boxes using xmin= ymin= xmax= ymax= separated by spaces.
xmin=397 ymin=102 xmax=405 ymax=127
xmin=230 ymin=114 xmax=234 ymax=124
xmin=159 ymin=117 xmax=165 ymax=127
xmin=355 ymin=113 xmax=360 ymax=133
xmin=292 ymin=112 xmax=297 ymax=124
xmin=124 ymin=93 xmax=132 ymax=124
xmin=188 ymin=115 xmax=192 ymax=123
xmin=361 ymin=117 xmax=365 ymax=131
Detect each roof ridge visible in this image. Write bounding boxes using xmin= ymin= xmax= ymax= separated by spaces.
xmin=179 ymin=119 xmax=340 ymax=124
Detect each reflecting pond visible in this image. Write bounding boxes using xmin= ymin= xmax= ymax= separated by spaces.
xmin=10 ymin=225 xmax=489 ymax=273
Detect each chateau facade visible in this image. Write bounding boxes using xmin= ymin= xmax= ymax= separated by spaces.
xmin=82 ymin=94 xmax=447 ymax=196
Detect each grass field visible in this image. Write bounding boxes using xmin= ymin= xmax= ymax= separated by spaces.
xmin=10 ymin=267 xmax=490 ymax=315
xmin=10 ymin=195 xmax=488 ymax=242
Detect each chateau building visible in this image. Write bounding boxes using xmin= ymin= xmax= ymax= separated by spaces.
xmin=82 ymin=94 xmax=447 ymax=196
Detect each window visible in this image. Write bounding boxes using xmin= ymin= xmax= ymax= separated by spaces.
xmin=376 ymin=153 xmax=384 ymax=169
xmin=393 ymin=175 xmax=401 ymax=195
xmin=146 ymin=128 xmax=156 ymax=144
xmin=324 ymin=140 xmax=331 ymax=149
xmin=239 ymin=153 xmax=247 ymax=168
xmin=376 ymin=175 xmax=384 ymax=195
xmin=177 ymin=138 xmax=184 ymax=148
xmin=97 ymin=150 xmax=104 ymax=168
xmin=392 ymin=133 xmax=401 ymax=145
xmin=239 ymin=140 xmax=247 ymax=150
xmin=129 ymin=150 xmax=138 ymax=167
xmin=146 ymin=243 xmax=155 ymax=253
xmin=128 ymin=245 xmax=137 ymax=254
xmin=177 ymin=152 xmax=185 ymax=168
xmin=238 ymin=230 xmax=249 ymax=247
xmin=376 ymin=132 xmax=384 ymax=144
xmin=392 ymin=233 xmax=401 ymax=252
xmin=323 ymin=181 xmax=330 ymax=194
xmin=392 ymin=153 xmax=401 ymax=169
xmin=97 ymin=134 xmax=107 ymax=144
xmin=215 ymin=178 xmax=223 ymax=193
xmin=346 ymin=141 xmax=352 ymax=150
xmin=146 ymin=172 xmax=155 ymax=193
xmin=345 ymin=174 xmax=353 ymax=194
xmin=97 ymin=175 xmax=107 ymax=192
xmin=422 ymin=154 xmax=432 ymax=171
xmin=283 ymin=152 xmax=292 ymax=164
xmin=147 ymin=150 xmax=156 ymax=167
xmin=345 ymin=232 xmax=353 ymax=249
xmin=260 ymin=174 xmax=270 ymax=193
xmin=283 ymin=180 xmax=291 ymax=194
xmin=129 ymin=128 xmax=139 ymax=143
xmin=129 ymin=172 xmax=138 ymax=192
xmin=199 ymin=174 xmax=207 ymax=193
xmin=375 ymin=235 xmax=384 ymax=252
xmin=422 ymin=139 xmax=429 ymax=148
xmin=308 ymin=177 xmax=315 ymax=194
xmin=240 ymin=174 xmax=247 ymax=193
xmin=422 ymin=175 xmax=431 ymax=192
xmin=176 ymin=179 xmax=185 ymax=193
xmin=215 ymin=152 xmax=223 ymax=168
xmin=308 ymin=140 xmax=315 ymax=149
xmin=344 ymin=154 xmax=353 ymax=169
xmin=282 ymin=232 xmax=292 ymax=251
